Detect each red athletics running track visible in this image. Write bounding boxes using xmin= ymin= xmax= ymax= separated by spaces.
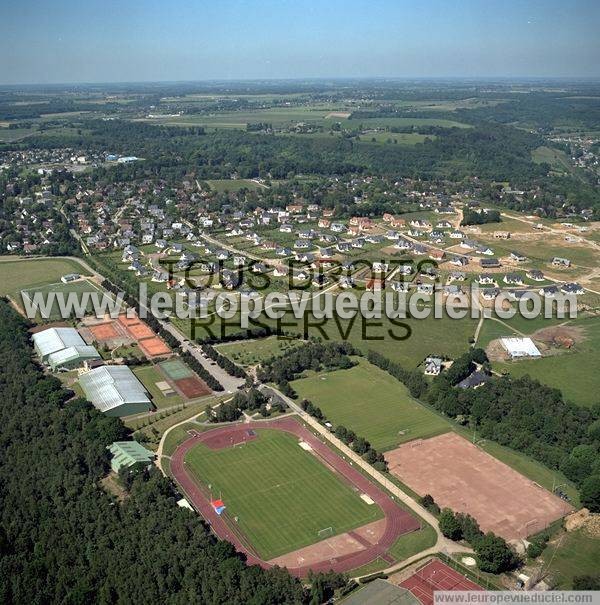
xmin=170 ymin=417 xmax=420 ymax=577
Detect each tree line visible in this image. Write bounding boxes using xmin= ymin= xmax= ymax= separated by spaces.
xmin=202 ymin=343 xmax=247 ymax=378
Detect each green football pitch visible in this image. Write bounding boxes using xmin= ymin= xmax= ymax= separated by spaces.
xmin=292 ymin=358 xmax=452 ymax=451
xmin=184 ymin=428 xmax=383 ymax=560
xmin=20 ymin=279 xmax=106 ymax=320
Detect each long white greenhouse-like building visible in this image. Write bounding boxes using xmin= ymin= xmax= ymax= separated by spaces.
xmin=32 ymin=327 xmax=101 ymax=371
xmin=79 ymin=365 xmax=152 ymax=417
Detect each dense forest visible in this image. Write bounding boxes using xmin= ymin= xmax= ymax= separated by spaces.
xmin=0 ymin=299 xmax=310 ymax=604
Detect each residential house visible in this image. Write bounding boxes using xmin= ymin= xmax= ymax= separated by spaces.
xmin=478 ymin=273 xmax=495 ymax=285
xmin=504 ymin=273 xmax=524 ymax=286
xmin=561 ymin=283 xmax=584 ymax=295
xmin=481 ymin=288 xmax=500 ymax=300
xmin=540 ymin=285 xmax=559 ymax=298
xmin=527 ymin=269 xmax=545 ymax=281
xmin=510 ymin=251 xmax=527 ymax=263
xmin=424 ymin=356 xmax=443 ymax=376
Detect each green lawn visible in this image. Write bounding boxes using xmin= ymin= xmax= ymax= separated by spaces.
xmin=532 ymin=146 xmax=572 ymax=173
xmin=543 ymin=529 xmax=600 ymax=589
xmin=20 ymin=279 xmax=105 ymax=320
xmin=0 ymin=258 xmax=91 ymax=299
xmin=494 ymin=316 xmax=600 ymax=408
xmin=133 ymin=365 xmax=183 ymax=409
xmin=292 ymin=358 xmax=452 ymax=451
xmin=476 ymin=318 xmax=520 ymax=348
xmin=205 ymin=179 xmax=265 ymax=192
xmin=184 ymin=307 xmax=477 ymax=369
xmin=487 ymin=237 xmax=600 ymax=269
xmin=216 ymin=335 xmax=303 ymax=366
xmin=184 ymin=428 xmax=383 ymax=560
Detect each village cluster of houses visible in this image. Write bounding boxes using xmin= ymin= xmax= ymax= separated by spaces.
xmin=0 ymin=153 xmax=589 ymax=303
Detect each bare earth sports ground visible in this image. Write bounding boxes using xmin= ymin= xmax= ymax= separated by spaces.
xmin=385 ymin=432 xmax=573 ymax=541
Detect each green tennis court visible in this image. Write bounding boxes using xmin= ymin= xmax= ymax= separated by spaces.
xmin=159 ymin=358 xmax=193 ymax=380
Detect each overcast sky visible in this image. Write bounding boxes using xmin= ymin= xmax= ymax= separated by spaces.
xmin=1 ymin=0 xmax=599 ymax=85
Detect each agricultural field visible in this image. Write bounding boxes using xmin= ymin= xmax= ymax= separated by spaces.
xmin=532 ymin=146 xmax=572 ymax=173
xmin=0 ymin=127 xmax=36 ymax=141
xmin=215 ymin=335 xmax=303 ymax=367
xmin=291 ymin=358 xmax=452 ymax=451
xmin=0 ymin=258 xmax=91 ymax=299
xmin=355 ymin=132 xmax=435 ymax=145
xmin=139 ymin=106 xmax=338 ymax=129
xmin=184 ymin=428 xmax=382 ymax=560
xmin=137 ymin=107 xmax=470 ymax=133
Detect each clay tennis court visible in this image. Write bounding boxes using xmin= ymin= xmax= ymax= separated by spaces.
xmin=399 ymin=559 xmax=483 ymax=605
xmin=114 ymin=313 xmax=172 ymax=358
xmin=125 ymin=322 xmax=156 ymax=340
xmin=79 ymin=317 xmax=132 ymax=349
xmin=385 ymin=432 xmax=573 ymax=541
xmin=138 ymin=336 xmax=171 ymax=357
xmin=117 ymin=314 xmax=141 ymax=328
xmin=174 ymin=375 xmax=211 ymax=398
xmin=170 ymin=417 xmax=420 ymax=577
xmin=88 ymin=322 xmax=119 ymax=340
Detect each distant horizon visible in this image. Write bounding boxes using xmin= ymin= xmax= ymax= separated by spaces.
xmin=2 ymin=74 xmax=600 ymax=89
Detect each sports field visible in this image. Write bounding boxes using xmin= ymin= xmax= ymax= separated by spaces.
xmin=399 ymin=558 xmax=484 ymax=605
xmin=291 ymin=358 xmax=451 ymax=450
xmin=205 ymin=179 xmax=264 ymax=192
xmin=159 ymin=358 xmax=193 ymax=380
xmin=184 ymin=428 xmax=383 ymax=560
xmin=20 ymin=279 xmax=105 ymax=320
xmin=132 ymin=365 xmax=183 ymax=409
xmin=386 ymin=432 xmax=572 ymax=541
xmin=0 ymin=258 xmax=91 ymax=299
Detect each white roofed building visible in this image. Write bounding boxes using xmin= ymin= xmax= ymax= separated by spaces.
xmin=33 ymin=327 xmax=85 ymax=361
xmin=79 ymin=365 xmax=152 ymax=416
xmin=48 ymin=345 xmax=101 ymax=371
xmin=501 ymin=337 xmax=542 ymax=359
